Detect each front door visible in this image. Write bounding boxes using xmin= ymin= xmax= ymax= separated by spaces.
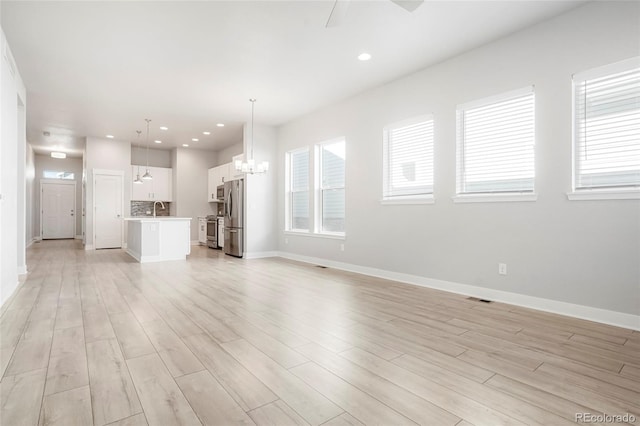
xmin=41 ymin=181 xmax=75 ymax=239
xmin=94 ymin=172 xmax=122 ymax=249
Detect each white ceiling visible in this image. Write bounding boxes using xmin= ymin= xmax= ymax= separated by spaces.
xmin=1 ymin=0 xmax=584 ymax=157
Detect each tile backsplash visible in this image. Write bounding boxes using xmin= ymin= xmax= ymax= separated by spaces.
xmin=131 ymin=201 xmax=171 ymax=217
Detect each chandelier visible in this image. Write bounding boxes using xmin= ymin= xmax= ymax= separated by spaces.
xmin=133 ymin=130 xmax=143 ymax=184
xmin=235 ymin=99 xmax=269 ymax=174
xmin=142 ymin=118 xmax=153 ymax=180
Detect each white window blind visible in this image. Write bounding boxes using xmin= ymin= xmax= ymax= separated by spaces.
xmin=383 ymin=116 xmax=434 ymax=198
xmin=457 ymin=87 xmax=535 ymax=194
xmin=318 ymin=139 xmax=345 ymax=234
xmin=573 ymin=57 xmax=640 ymax=190
xmin=287 ymin=148 xmax=309 ymax=231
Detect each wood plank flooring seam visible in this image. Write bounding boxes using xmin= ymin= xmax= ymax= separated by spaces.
xmin=289 ymin=360 xmax=418 ymax=426
xmin=36 ymin=271 xmax=63 ymax=426
xmin=84 ymin=269 xmax=142 ymax=426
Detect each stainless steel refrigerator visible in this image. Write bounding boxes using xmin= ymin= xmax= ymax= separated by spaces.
xmin=223 ymin=179 xmax=244 ymax=257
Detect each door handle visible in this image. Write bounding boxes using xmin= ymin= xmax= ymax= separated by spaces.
xmin=229 ymin=229 xmax=238 ymax=233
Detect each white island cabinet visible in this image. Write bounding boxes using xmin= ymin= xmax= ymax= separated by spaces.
xmin=125 ymin=217 xmax=191 ymax=263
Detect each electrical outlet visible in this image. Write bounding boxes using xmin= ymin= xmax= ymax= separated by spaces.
xmin=340 ymin=243 xmax=345 ymax=251
xmin=498 ymin=263 xmax=507 ymax=275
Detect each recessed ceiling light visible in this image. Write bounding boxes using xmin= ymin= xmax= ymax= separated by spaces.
xmin=182 ymin=144 xmax=189 ymax=147
xmin=216 ymin=123 xmax=224 ymax=127
xmin=160 ymin=126 xmax=168 ymax=131
xmin=191 ymin=138 xmax=199 ymax=142
xmin=51 ymin=151 xmax=66 ymax=159
xmin=358 ymin=53 xmax=372 ymax=61
xmin=154 ymin=140 xmax=162 ymax=144
xmin=106 ymin=134 xmax=114 ymax=139
xmin=203 ymin=131 xmax=210 ymax=135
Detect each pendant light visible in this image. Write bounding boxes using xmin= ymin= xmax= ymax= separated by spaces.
xmin=133 ymin=130 xmax=143 ymax=184
xmin=235 ymin=99 xmax=269 ymax=175
xmin=142 ymin=118 xmax=153 ymax=180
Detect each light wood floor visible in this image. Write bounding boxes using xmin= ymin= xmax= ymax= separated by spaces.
xmin=1 ymin=240 xmax=638 ymax=426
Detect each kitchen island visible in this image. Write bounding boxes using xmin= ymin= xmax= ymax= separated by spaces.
xmin=125 ymin=217 xmax=191 ymax=263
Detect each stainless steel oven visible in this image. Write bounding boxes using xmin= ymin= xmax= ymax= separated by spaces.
xmin=206 ymin=215 xmax=218 ymax=249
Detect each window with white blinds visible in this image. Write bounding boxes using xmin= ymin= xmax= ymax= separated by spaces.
xmin=317 ymin=138 xmax=345 ymax=235
xmin=573 ymin=57 xmax=640 ymax=190
xmin=383 ymin=115 xmax=434 ymax=199
xmin=286 ymin=148 xmax=309 ymax=231
xmin=456 ymin=87 xmax=535 ymax=195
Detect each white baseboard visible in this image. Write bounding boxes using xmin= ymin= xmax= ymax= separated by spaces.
xmin=17 ymin=265 xmax=28 ymax=275
xmin=0 ymin=280 xmax=21 ymax=310
xmin=26 ymin=237 xmax=39 ymax=248
xmin=74 ymin=235 xmax=83 ymax=240
xmin=190 ymin=240 xmax=201 ymax=246
xmin=277 ymin=251 xmax=640 ymax=331
xmin=85 ymin=244 xmax=94 ymax=251
xmin=245 ymin=251 xmax=279 ymax=260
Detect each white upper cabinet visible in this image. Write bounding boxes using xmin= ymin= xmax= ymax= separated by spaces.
xmin=206 ymin=159 xmax=246 ymax=202
xmin=207 ymin=168 xmax=219 ymax=202
xmin=131 ymin=166 xmax=173 ymax=201
xmin=207 ymin=165 xmax=223 ymax=202
xmin=152 ymin=167 xmax=172 ymax=201
xmin=228 ymin=162 xmax=245 ymax=180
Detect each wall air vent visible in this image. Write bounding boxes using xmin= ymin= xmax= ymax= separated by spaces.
xmin=467 ymin=297 xmax=493 ymax=303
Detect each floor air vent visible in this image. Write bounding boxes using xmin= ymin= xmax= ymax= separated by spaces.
xmin=316 ymin=265 xmax=328 ymax=269
xmin=467 ymin=297 xmax=492 ymax=303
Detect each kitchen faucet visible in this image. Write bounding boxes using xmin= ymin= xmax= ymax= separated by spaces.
xmin=153 ymin=200 xmax=165 ymax=217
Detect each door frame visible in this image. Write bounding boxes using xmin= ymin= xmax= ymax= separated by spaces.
xmin=92 ymin=169 xmax=124 ymax=250
xmin=40 ymin=178 xmax=76 ymax=239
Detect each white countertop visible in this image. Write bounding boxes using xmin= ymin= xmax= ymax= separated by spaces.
xmin=125 ymin=217 xmax=192 ymax=221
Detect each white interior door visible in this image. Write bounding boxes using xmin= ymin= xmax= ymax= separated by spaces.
xmin=41 ymin=181 xmax=75 ymax=239
xmin=94 ymin=173 xmax=123 ymax=249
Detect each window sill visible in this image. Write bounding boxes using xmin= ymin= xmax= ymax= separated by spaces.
xmin=380 ymin=196 xmax=434 ymax=205
xmin=284 ymin=231 xmax=346 ymax=240
xmin=567 ymin=189 xmax=640 ymax=201
xmin=452 ymin=193 xmax=537 ymax=203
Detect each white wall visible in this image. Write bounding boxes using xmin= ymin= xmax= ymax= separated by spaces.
xmin=25 ymin=144 xmax=35 ymax=246
xmin=34 ymin=154 xmax=83 ymax=237
xmin=171 ymin=147 xmax=217 ymax=241
xmin=277 ymin=2 xmax=640 ymax=320
xmin=85 ymin=137 xmax=131 ymax=249
xmin=131 ymin=146 xmax=172 ymax=168
xmin=244 ymin=123 xmax=278 ymax=257
xmin=217 ymin=142 xmax=243 ymax=165
xmin=16 ymin=98 xmax=26 ymax=274
xmin=1 ymin=27 xmax=27 ymax=305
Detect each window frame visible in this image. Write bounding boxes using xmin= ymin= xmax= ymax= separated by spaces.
xmin=314 ymin=137 xmax=346 ymax=237
xmin=568 ymin=56 xmax=640 ymax=200
xmin=285 ymin=147 xmax=310 ymax=233
xmin=43 ymin=170 xmax=75 ymax=180
xmin=454 ymin=86 xmax=537 ymax=203
xmin=382 ymin=114 xmax=435 ymax=205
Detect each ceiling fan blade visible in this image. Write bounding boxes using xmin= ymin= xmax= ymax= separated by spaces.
xmin=390 ymin=0 xmax=424 ymax=12
xmin=326 ymin=0 xmax=350 ymax=28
